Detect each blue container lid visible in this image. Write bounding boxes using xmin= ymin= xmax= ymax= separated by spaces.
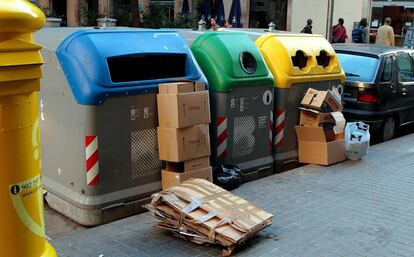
xmin=57 ymin=29 xmax=205 ymax=105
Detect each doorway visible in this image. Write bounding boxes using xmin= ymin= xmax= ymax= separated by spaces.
xmin=51 ymin=0 xmax=67 ymax=26
xmin=249 ymin=0 xmax=287 ymax=30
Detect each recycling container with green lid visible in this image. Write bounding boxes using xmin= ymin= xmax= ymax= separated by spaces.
xmin=191 ymin=31 xmax=274 ymax=181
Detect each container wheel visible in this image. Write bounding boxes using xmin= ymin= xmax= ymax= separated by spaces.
xmin=382 ymin=116 xmax=396 ymax=142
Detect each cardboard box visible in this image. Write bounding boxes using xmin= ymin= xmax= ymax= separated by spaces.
xmin=194 ymin=82 xmax=206 ymax=91
xmin=324 ymin=128 xmax=337 ymax=142
xmin=300 ymin=88 xmax=343 ymax=112
xmin=299 ymin=109 xmax=345 ymax=133
xmin=166 ymin=157 xmax=210 ymax=172
xmin=157 ymin=88 xmax=211 ymax=128
xmin=335 ymin=133 xmax=345 ymax=140
xmin=161 ymin=166 xmax=213 ymax=190
xmin=158 ymin=124 xmax=211 ymax=162
xmin=159 ymin=82 xmax=194 ymax=94
xmin=295 ymin=126 xmax=346 ymax=165
xmin=299 ymin=108 xmax=335 ymax=127
xmin=331 ymin=111 xmax=346 ymax=134
xmin=145 ymin=178 xmax=273 ymax=256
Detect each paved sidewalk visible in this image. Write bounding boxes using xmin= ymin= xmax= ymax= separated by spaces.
xmin=49 ymin=133 xmax=414 ymax=257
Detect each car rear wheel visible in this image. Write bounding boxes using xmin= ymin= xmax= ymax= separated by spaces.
xmin=382 ymin=117 xmax=396 ymax=142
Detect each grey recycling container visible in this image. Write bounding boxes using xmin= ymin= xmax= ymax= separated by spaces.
xmin=36 ymin=28 xmax=207 ymax=225
xmin=226 ymin=29 xmax=345 ymax=172
xmin=190 ymin=31 xmax=275 ymax=182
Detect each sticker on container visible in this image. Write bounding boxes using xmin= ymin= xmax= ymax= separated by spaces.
xmin=258 ymin=115 xmax=267 ymax=129
xmin=263 ymin=90 xmax=273 ymax=106
xmin=144 ymin=107 xmax=149 ymax=119
xmin=9 ymin=174 xmax=45 ymax=237
xmin=32 ymin=118 xmax=41 ymax=169
xmin=130 ymin=106 xmax=136 ymax=120
xmin=230 ymin=98 xmax=236 ymax=109
xmin=240 ymin=98 xmax=245 ymax=112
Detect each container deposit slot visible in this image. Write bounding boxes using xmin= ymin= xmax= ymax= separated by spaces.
xmin=240 ymin=51 xmax=257 ymax=74
xmin=291 ymin=50 xmax=308 ymax=70
xmin=316 ymin=50 xmax=331 ymax=68
xmin=107 ymin=54 xmax=187 ymax=83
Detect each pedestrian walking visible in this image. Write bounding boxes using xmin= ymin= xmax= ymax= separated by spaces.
xmin=301 ymin=19 xmax=313 ymax=34
xmin=332 ymin=18 xmax=348 ymax=43
xmin=352 ymin=18 xmax=369 ymax=43
xmin=361 ymin=18 xmax=369 ymax=43
xmin=375 ymin=17 xmax=395 ymax=46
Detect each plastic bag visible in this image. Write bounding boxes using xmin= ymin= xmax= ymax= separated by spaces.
xmin=213 ymin=164 xmax=242 ymax=190
xmin=344 ymin=122 xmax=370 ymax=160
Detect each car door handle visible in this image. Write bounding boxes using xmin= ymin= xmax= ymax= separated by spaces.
xmin=401 ymin=87 xmax=407 ymax=96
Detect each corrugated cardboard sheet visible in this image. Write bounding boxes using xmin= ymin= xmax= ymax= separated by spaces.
xmin=145 ymin=179 xmax=273 ymax=256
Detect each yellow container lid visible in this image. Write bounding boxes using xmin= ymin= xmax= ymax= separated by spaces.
xmin=0 ymin=0 xmax=45 ymax=35
xmin=256 ymin=33 xmax=345 ymax=88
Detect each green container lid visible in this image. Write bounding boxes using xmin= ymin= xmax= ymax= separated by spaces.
xmin=191 ymin=31 xmax=273 ymax=93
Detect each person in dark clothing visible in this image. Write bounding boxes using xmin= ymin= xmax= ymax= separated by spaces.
xmin=351 ymin=18 xmax=368 ymax=43
xmin=301 ymin=19 xmax=313 ymax=34
xmin=332 ymin=18 xmax=348 ymax=43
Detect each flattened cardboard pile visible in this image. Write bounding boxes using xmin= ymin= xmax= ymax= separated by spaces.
xmin=144 ymin=179 xmax=273 ymax=256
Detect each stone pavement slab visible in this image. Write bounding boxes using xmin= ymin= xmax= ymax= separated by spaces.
xmin=45 ymin=204 xmax=86 ymax=239
xmin=49 ymin=133 xmax=414 ymax=257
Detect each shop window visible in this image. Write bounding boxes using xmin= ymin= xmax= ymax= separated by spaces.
xmin=249 ymin=0 xmax=287 ymax=30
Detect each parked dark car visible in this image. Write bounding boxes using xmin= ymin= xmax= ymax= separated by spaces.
xmin=334 ymin=44 xmax=414 ymax=141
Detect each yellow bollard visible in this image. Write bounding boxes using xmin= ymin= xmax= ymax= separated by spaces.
xmin=0 ymin=1 xmax=57 ymax=256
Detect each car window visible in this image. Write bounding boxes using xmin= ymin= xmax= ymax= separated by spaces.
xmin=397 ymin=53 xmax=414 ymax=82
xmin=381 ymin=56 xmax=393 ymax=82
xmin=336 ymin=53 xmax=380 ymax=83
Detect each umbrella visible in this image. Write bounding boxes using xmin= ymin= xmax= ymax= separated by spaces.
xmin=216 ymin=0 xmax=225 ymax=26
xmin=182 ymin=0 xmax=190 ymax=14
xmin=229 ymin=0 xmax=243 ymax=28
xmin=202 ymin=0 xmax=212 ymax=24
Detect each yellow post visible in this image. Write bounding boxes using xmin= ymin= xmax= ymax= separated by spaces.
xmin=0 ymin=1 xmax=57 ymax=257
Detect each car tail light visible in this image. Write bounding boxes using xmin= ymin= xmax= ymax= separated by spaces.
xmin=357 ymin=91 xmax=379 ymax=103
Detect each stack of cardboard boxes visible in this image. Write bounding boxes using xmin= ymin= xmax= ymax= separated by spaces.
xmin=157 ymin=82 xmax=212 ymax=189
xmin=295 ymin=87 xmax=346 ymax=165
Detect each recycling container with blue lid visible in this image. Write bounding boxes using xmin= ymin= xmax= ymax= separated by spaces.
xmin=36 ymin=28 xmax=207 ymax=225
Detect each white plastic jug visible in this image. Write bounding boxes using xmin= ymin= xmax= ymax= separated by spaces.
xmin=344 ymin=122 xmax=370 ymax=160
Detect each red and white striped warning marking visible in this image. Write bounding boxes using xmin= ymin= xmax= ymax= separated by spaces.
xmin=275 ymin=109 xmax=285 ymax=147
xmin=269 ymin=111 xmax=273 ymax=147
xmin=216 ymin=117 xmax=227 ymax=159
xmin=85 ymin=136 xmax=99 ymax=186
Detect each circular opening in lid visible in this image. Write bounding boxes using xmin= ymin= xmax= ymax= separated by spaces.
xmin=240 ymin=52 xmax=257 ymax=75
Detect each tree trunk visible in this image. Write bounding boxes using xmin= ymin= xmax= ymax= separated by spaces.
xmin=131 ymin=0 xmax=140 ymax=27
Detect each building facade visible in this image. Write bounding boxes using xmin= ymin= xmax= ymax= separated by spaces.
xmin=291 ymin=0 xmax=371 ymax=40
xmin=38 ymin=0 xmax=152 ymax=26
xmin=372 ymin=0 xmax=414 ymax=34
xmin=38 ymin=0 xmax=371 ymax=40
